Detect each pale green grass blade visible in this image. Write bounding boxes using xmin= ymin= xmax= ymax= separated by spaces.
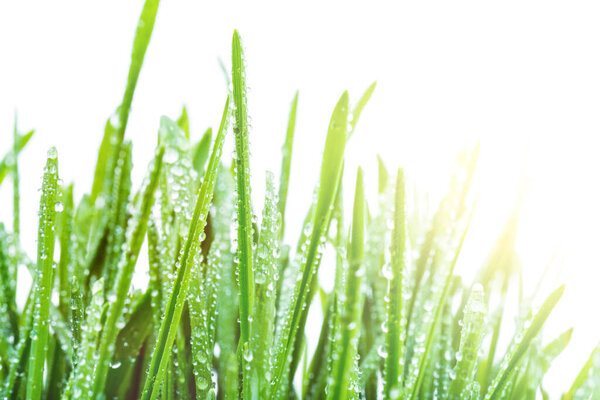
xmin=485 ymin=285 xmax=566 ymax=400
xmin=141 ymin=97 xmax=229 ymax=400
xmin=384 ymin=169 xmax=407 ymax=399
xmin=449 ymin=283 xmax=486 ymax=398
xmin=91 ymin=147 xmax=164 ymax=398
xmin=232 ymin=30 xmax=254 ymax=356
xmin=278 ymin=90 xmax=299 ymax=236
xmin=26 ymin=147 xmax=59 ymax=400
xmin=348 ymin=81 xmax=376 ymax=137
xmin=562 ymin=342 xmax=599 ymax=400
xmin=327 ymin=167 xmax=365 ymax=400
xmin=192 ymin=127 xmax=213 ymax=181
xmin=177 ymin=105 xmax=190 ymax=138
xmin=270 ymin=91 xmax=349 ymax=397
xmin=12 ymin=117 xmax=21 ymax=239
xmin=0 ymin=129 xmax=33 ymax=187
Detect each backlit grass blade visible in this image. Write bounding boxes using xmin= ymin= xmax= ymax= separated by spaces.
xmin=348 ymin=81 xmax=376 ymax=137
xmin=562 ymin=341 xmax=599 ymax=400
xmin=0 ymin=128 xmax=33 ymax=186
xmin=141 ymin=96 xmax=229 ymax=400
xmin=12 ymin=116 xmax=21 ymax=239
xmin=278 ymin=90 xmax=299 ymax=236
xmin=192 ymin=127 xmax=213 ymax=181
xmin=449 ymin=283 xmax=486 ymax=398
xmin=91 ymin=146 xmax=164 ymax=398
xmin=409 ymin=208 xmax=474 ymax=400
xmin=177 ymin=105 xmax=190 ymax=138
xmin=384 ymin=169 xmax=407 ymax=399
xmin=26 ymin=147 xmax=59 ymax=400
xmin=270 ymin=90 xmax=349 ymax=398
xmin=232 ymin=30 xmax=254 ymax=355
xmin=485 ymin=285 xmax=566 ymax=400
xmin=327 ymin=167 xmax=365 ymax=400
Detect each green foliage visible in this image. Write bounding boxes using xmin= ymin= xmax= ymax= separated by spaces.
xmin=0 ymin=2 xmax=597 ymax=399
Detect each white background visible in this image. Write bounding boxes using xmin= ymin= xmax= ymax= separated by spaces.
xmin=1 ymin=0 xmax=600 ymax=395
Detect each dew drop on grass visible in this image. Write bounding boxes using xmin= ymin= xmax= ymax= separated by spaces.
xmin=55 ymin=201 xmax=64 ymax=212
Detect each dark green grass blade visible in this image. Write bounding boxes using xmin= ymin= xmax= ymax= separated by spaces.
xmin=410 ymin=208 xmax=474 ymax=400
xmin=270 ymin=91 xmax=349 ymax=398
xmin=384 ymin=169 xmax=407 ymax=398
xmin=116 ymin=0 xmax=160 ymax=142
xmin=278 ymin=90 xmax=299 ymax=236
xmin=0 ymin=129 xmax=33 ymax=186
xmin=26 ymin=148 xmax=59 ymax=400
xmin=140 ymin=97 xmax=229 ymax=400
xmin=91 ymin=147 xmax=164 ymax=398
xmin=327 ymin=168 xmax=365 ymax=400
xmin=232 ymin=30 xmax=254 ymax=352
xmin=485 ymin=285 xmax=566 ymax=400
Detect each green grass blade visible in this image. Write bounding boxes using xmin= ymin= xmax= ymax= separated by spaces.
xmin=270 ymin=90 xmax=349 ymax=397
xmin=249 ymin=171 xmax=282 ymax=398
xmin=0 ymin=129 xmax=33 ymax=187
xmin=449 ymin=283 xmax=486 ymax=398
xmin=327 ymin=167 xmax=365 ymax=400
xmin=12 ymin=117 xmax=21 ymax=239
xmin=485 ymin=285 xmax=566 ymax=400
xmin=409 ymin=208 xmax=474 ymax=400
xmin=563 ymin=342 xmax=599 ymax=400
xmin=26 ymin=147 xmax=59 ymax=400
xmin=278 ymin=90 xmax=299 ymax=236
xmin=383 ymin=169 xmax=407 ymax=399
xmin=140 ymin=97 xmax=229 ymax=400
xmin=177 ymin=105 xmax=190 ymax=138
xmin=91 ymin=146 xmax=164 ymax=398
xmin=232 ymin=29 xmax=254 ymax=353
xmin=348 ymin=81 xmax=376 ymax=137
xmin=192 ymin=127 xmax=213 ymax=181
xmin=116 ymin=0 xmax=160 ymax=142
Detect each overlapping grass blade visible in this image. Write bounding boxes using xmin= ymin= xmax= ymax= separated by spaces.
xmin=0 ymin=128 xmax=33 ymax=186
xmin=383 ymin=169 xmax=407 ymax=399
xmin=327 ymin=167 xmax=365 ymax=400
xmin=140 ymin=96 xmax=229 ymax=400
xmin=270 ymin=90 xmax=349 ymax=397
xmin=278 ymin=91 xmax=299 ymax=235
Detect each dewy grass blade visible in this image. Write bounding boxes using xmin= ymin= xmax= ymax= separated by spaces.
xmin=141 ymin=97 xmax=229 ymax=400
xmin=270 ymin=91 xmax=349 ymax=397
xmin=278 ymin=91 xmax=299 ymax=236
xmin=410 ymin=207 xmax=475 ymax=400
xmin=348 ymin=81 xmax=376 ymax=138
xmin=563 ymin=342 xmax=599 ymax=400
xmin=232 ymin=30 xmax=254 ymax=352
xmin=485 ymin=285 xmax=566 ymax=400
xmin=384 ymin=169 xmax=407 ymax=399
xmin=327 ymin=167 xmax=365 ymax=400
xmin=91 ymin=147 xmax=164 ymax=398
xmin=448 ymin=284 xmax=486 ymax=398
xmin=26 ymin=147 xmax=59 ymax=400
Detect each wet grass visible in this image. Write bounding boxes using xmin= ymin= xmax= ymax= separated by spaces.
xmin=1 ymin=0 xmax=599 ymax=399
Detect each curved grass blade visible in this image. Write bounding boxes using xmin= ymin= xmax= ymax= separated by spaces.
xmin=192 ymin=127 xmax=213 ymax=181
xmin=348 ymin=81 xmax=376 ymax=138
xmin=116 ymin=0 xmax=160 ymax=142
xmin=270 ymin=90 xmax=349 ymax=398
xmin=485 ymin=285 xmax=566 ymax=400
xmin=563 ymin=341 xmax=599 ymax=400
xmin=91 ymin=146 xmax=164 ymax=398
xmin=26 ymin=147 xmax=59 ymax=400
xmin=278 ymin=91 xmax=299 ymax=237
xmin=0 ymin=128 xmax=33 ymax=186
xmin=409 ymin=208 xmax=474 ymax=400
xmin=383 ymin=169 xmax=407 ymax=399
xmin=140 ymin=96 xmax=229 ymax=400
xmin=232 ymin=29 xmax=254 ymax=353
xmin=327 ymin=167 xmax=365 ymax=400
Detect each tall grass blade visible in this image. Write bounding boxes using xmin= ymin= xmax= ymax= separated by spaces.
xmin=278 ymin=91 xmax=299 ymax=235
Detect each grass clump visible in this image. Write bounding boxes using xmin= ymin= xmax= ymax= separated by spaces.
xmin=1 ymin=0 xmax=600 ymax=399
